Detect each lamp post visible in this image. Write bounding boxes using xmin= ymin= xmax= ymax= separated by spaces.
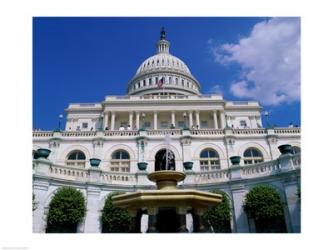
xmin=58 ymin=114 xmax=63 ymax=131
xmin=264 ymin=111 xmax=272 ymax=129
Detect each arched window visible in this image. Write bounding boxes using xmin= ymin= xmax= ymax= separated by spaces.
xmin=199 ymin=149 xmax=220 ymax=171
xmin=111 ymin=150 xmax=130 ymax=172
xmin=243 ymin=148 xmax=264 ymax=165
xmin=66 ymin=150 xmax=86 ymax=167
xmin=292 ymin=146 xmax=301 ymax=154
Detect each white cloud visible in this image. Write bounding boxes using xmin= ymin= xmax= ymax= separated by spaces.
xmin=211 ymin=17 xmax=300 ymax=106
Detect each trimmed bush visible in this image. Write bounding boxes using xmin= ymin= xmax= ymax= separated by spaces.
xmin=203 ymin=189 xmax=232 ymax=233
xmin=244 ymin=185 xmax=286 ymax=232
xmin=46 ymin=187 xmax=86 ymax=233
xmin=101 ymin=192 xmax=131 ymax=233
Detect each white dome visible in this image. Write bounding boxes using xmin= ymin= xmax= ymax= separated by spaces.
xmin=135 ymin=53 xmax=192 ymax=76
xmin=127 ymin=28 xmax=201 ymax=96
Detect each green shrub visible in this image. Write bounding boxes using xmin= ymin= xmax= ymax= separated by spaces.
xmin=46 ymin=186 xmax=86 ymax=233
xmin=101 ymin=192 xmax=131 ymax=233
xmin=203 ymin=189 xmax=232 ymax=233
xmin=244 ymin=185 xmax=286 ymax=232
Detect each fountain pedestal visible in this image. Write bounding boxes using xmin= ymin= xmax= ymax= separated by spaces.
xmin=113 ymin=170 xmax=222 ymax=233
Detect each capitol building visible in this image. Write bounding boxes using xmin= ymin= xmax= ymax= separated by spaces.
xmin=33 ymin=28 xmax=301 ymax=233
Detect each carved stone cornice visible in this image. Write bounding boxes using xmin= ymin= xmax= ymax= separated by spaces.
xmin=180 ymin=136 xmax=192 ymax=146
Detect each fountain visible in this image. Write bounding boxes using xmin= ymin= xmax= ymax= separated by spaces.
xmin=112 ymin=134 xmax=222 ymax=233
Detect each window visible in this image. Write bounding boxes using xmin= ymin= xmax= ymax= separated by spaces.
xmin=201 ymin=121 xmax=208 ymax=128
xmin=111 ymin=150 xmax=130 ymax=172
xmin=240 ymin=120 xmax=247 ymax=128
xmin=199 ymin=149 xmax=220 ymax=171
xmin=149 ymin=78 xmax=152 ymax=85
xmin=178 ymin=121 xmax=185 ymax=128
xmin=66 ymin=150 xmax=86 ymax=167
xmin=82 ymin=122 xmax=88 ymax=129
xmin=169 ymin=77 xmax=172 ymax=84
xmin=292 ymin=146 xmax=301 ymax=154
xmin=144 ymin=121 xmax=151 ymax=129
xmin=155 ymin=77 xmax=158 ymax=84
xmin=161 ymin=121 xmax=168 ymax=128
xmin=243 ymin=148 xmax=264 ymax=165
xmin=175 ymin=78 xmax=178 ymax=85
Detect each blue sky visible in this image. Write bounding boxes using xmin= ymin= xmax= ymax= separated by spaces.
xmin=33 ymin=17 xmax=300 ymax=130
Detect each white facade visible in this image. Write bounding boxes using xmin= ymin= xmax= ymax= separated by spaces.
xmin=33 ymin=29 xmax=301 ymax=233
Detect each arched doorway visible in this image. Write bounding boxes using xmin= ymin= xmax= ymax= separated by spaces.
xmin=155 ymin=149 xmax=175 ymax=171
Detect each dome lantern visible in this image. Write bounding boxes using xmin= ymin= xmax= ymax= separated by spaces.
xmin=157 ymin=27 xmax=170 ymax=54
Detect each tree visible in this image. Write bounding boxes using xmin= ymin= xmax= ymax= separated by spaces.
xmin=244 ymin=185 xmax=286 ymax=233
xmin=203 ymin=189 xmax=232 ymax=233
xmin=101 ymin=192 xmax=131 ymax=233
xmin=46 ymin=186 xmax=86 ymax=233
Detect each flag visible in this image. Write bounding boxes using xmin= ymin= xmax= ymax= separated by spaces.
xmin=157 ymin=77 xmax=164 ymax=89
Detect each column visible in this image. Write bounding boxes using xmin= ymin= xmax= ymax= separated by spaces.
xmin=230 ymin=185 xmax=250 ymax=233
xmin=171 ymin=111 xmax=175 ymax=127
xmin=220 ymin=111 xmax=226 ymax=129
xmin=33 ymin=179 xmax=49 ymax=233
xmin=192 ymin=208 xmax=209 ymax=232
xmin=128 ymin=112 xmax=133 ymax=129
xmin=189 ymin=111 xmax=193 ymax=128
xmin=136 ymin=112 xmax=140 ymax=130
xmin=195 ymin=111 xmax=200 ymax=128
xmin=177 ymin=207 xmax=188 ymax=233
xmin=213 ymin=110 xmax=218 ymax=129
xmin=111 ymin=112 xmax=116 ymax=130
xmin=154 ymin=112 xmax=158 ymax=130
xmin=103 ymin=112 xmax=109 ymax=130
xmin=256 ymin=116 xmax=263 ymax=127
xmin=283 ymin=178 xmax=301 ymax=233
xmin=84 ymin=186 xmax=101 ymax=233
xmin=147 ymin=207 xmax=158 ymax=233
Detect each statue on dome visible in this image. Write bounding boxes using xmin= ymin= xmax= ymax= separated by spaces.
xmin=160 ymin=27 xmax=166 ymax=40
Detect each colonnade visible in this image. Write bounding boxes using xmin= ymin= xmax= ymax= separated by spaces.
xmin=103 ymin=110 xmax=227 ymax=130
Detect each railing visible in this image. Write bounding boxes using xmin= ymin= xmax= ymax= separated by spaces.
xmin=104 ymin=130 xmax=139 ymax=137
xmin=146 ymin=129 xmax=181 ymax=136
xmin=100 ymin=172 xmax=136 ymax=185
xmin=33 ymin=131 xmax=54 ymax=137
xmin=190 ymin=129 xmax=224 ymax=136
xmin=232 ymin=128 xmax=266 ymax=135
xmin=241 ymin=160 xmax=281 ymax=178
xmin=274 ymin=127 xmax=301 ymax=134
xmin=195 ymin=169 xmax=230 ymax=183
xmin=49 ymin=164 xmax=89 ymax=181
xmin=61 ymin=131 xmax=97 ymax=137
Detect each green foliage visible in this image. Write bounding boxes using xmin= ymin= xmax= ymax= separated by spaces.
xmin=203 ymin=189 xmax=232 ymax=233
xmin=46 ymin=186 xmax=86 ymax=233
xmin=101 ymin=192 xmax=131 ymax=233
xmin=244 ymin=185 xmax=284 ymax=221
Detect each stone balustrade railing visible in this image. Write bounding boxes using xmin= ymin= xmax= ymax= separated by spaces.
xmin=34 ymin=153 xmax=300 ymax=186
xmin=232 ymin=128 xmax=266 ymax=135
xmin=194 ymin=169 xmax=230 ymax=183
xmin=61 ymin=131 xmax=97 ymax=137
xmin=274 ymin=127 xmax=301 ymax=134
xmin=190 ymin=129 xmax=224 ymax=136
xmin=33 ymin=127 xmax=301 ymax=139
xmin=241 ymin=160 xmax=281 ymax=178
xmin=101 ymin=172 xmax=136 ymax=185
xmin=104 ymin=130 xmax=139 ymax=137
xmin=146 ymin=129 xmax=182 ymax=136
xmin=49 ymin=164 xmax=89 ymax=181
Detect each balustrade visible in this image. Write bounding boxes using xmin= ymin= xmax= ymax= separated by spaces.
xmin=146 ymin=129 xmax=181 ymax=136
xmin=241 ymin=160 xmax=281 ymax=177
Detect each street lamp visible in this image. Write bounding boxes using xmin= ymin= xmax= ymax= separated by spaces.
xmin=264 ymin=111 xmax=272 ymax=129
xmin=58 ymin=114 xmax=63 ymax=131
